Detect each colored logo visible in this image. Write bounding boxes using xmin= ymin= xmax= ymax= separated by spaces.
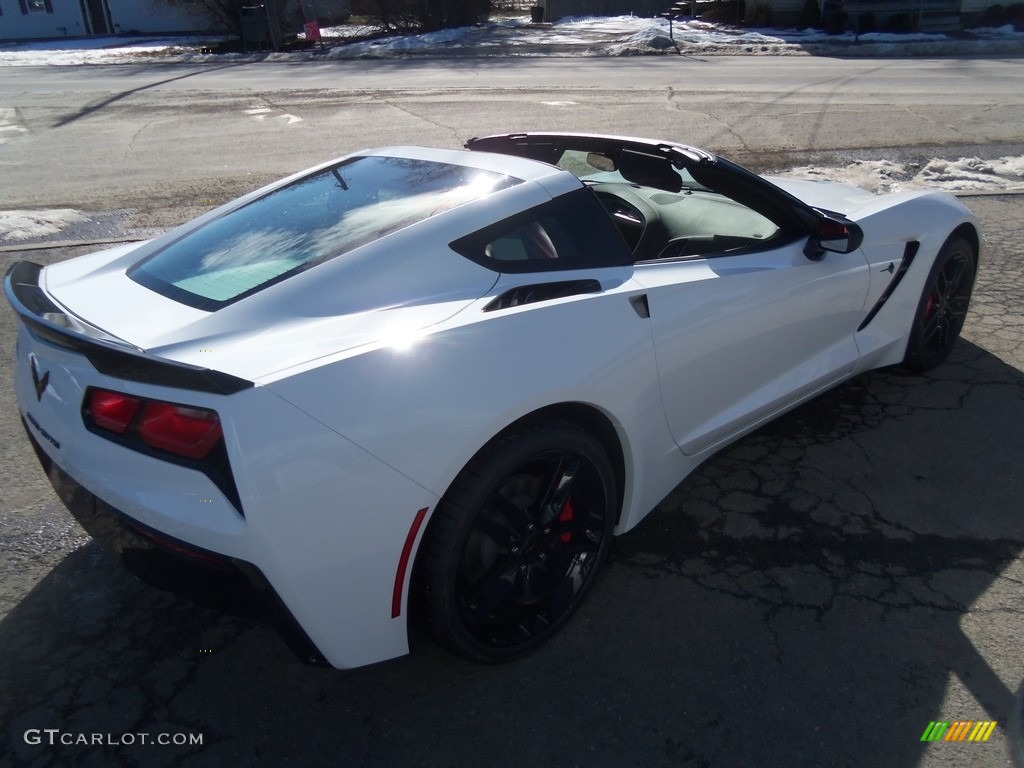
xmin=921 ymin=721 xmax=997 ymax=742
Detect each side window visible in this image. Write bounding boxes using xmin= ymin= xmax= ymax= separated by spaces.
xmin=451 ymin=188 xmax=632 ymax=273
xmin=485 ymin=221 xmax=558 ymax=262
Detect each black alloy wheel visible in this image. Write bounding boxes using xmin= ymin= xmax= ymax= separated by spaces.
xmin=903 ymin=236 xmax=976 ymax=372
xmin=417 ymin=419 xmax=617 ymax=663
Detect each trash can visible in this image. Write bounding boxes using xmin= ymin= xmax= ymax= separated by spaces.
xmin=530 ymin=5 xmax=545 ymax=22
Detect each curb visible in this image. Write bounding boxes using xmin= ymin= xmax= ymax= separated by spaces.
xmin=0 ymin=236 xmax=148 ymax=254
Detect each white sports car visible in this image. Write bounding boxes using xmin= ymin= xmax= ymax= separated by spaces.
xmin=5 ymin=133 xmax=979 ymax=669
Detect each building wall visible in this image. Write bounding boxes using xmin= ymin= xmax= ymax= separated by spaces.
xmin=763 ymin=0 xmax=805 ymax=20
xmin=0 ymin=0 xmax=353 ymax=40
xmin=106 ymin=0 xmax=215 ymax=34
xmin=0 ymin=0 xmax=89 ymax=38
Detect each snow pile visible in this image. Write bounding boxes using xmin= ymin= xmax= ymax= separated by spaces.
xmin=661 ymin=20 xmax=807 ymax=54
xmin=0 ymin=36 xmax=221 ymax=66
xmin=783 ymin=156 xmax=1024 ymax=194
xmin=605 ymin=23 xmax=679 ymax=55
xmin=3 ymin=15 xmax=1022 ymax=64
xmin=0 ymin=209 xmax=88 ymax=242
xmin=917 ymin=156 xmax=1024 ymax=192
xmin=782 ymin=159 xmax=909 ymax=193
xmin=316 ymin=23 xmax=380 ymax=40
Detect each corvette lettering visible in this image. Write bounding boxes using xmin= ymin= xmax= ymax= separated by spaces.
xmin=26 ymin=412 xmax=60 ymax=450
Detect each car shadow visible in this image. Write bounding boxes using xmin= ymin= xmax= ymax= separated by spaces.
xmin=1 ymin=338 xmax=1021 ymax=767
xmin=50 ymin=62 xmax=252 ymax=129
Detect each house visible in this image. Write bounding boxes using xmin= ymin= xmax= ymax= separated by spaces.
xmin=0 ymin=0 xmax=351 ymax=41
xmin=0 ymin=0 xmax=214 ymax=38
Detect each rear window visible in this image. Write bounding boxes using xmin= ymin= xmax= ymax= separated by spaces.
xmin=129 ymin=156 xmax=522 ymax=310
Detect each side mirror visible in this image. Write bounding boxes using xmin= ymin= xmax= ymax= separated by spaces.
xmin=805 ymin=213 xmax=864 ymax=261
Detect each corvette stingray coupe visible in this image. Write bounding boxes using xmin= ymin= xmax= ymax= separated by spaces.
xmin=6 ymin=133 xmax=979 ymax=669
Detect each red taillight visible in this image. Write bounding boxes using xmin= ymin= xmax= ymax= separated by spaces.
xmin=139 ymin=401 xmax=223 ymax=460
xmin=89 ymin=389 xmax=141 ymax=434
xmin=86 ymin=388 xmax=224 ymax=460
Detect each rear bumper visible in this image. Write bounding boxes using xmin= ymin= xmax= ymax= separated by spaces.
xmin=25 ymin=423 xmax=329 ymax=666
xmin=9 ymin=257 xmax=441 ymax=669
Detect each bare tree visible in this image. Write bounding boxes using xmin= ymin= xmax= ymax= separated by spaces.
xmin=356 ymin=0 xmax=491 ymax=32
xmin=156 ymin=0 xmax=303 ymax=37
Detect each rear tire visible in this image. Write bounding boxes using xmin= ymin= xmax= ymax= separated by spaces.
xmin=902 ymin=236 xmax=976 ymax=373
xmin=417 ymin=419 xmax=616 ymax=663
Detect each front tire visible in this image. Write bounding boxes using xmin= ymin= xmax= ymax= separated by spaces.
xmin=417 ymin=420 xmax=617 ymax=663
xmin=902 ymin=236 xmax=976 ymax=372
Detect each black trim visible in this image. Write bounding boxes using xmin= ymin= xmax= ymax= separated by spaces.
xmin=629 ymin=294 xmax=650 ymax=319
xmin=686 ymin=157 xmax=813 ymax=237
xmin=128 ymin=260 xmax=306 ymax=313
xmin=648 ymin=232 xmax=804 ymax=262
xmin=858 ymin=241 xmax=920 ymax=332
xmin=7 ymin=260 xmax=60 ymax=317
xmin=5 ymin=261 xmax=253 ymax=395
xmin=466 ymin=132 xmax=715 ymax=166
xmin=31 ymin=318 xmax=253 ymax=394
xmin=483 ymin=279 xmax=602 ymax=311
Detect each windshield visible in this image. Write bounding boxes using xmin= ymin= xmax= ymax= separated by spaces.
xmin=129 ymin=155 xmax=522 ymax=310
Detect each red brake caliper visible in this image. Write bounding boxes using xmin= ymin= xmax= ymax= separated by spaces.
xmin=558 ymin=497 xmax=574 ymax=543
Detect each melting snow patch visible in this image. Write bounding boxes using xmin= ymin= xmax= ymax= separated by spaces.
xmin=782 ymin=156 xmax=1024 ymax=194
xmin=0 ymin=209 xmax=89 ymax=241
xmin=917 ymin=156 xmax=1024 ymax=192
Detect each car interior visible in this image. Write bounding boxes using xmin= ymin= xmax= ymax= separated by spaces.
xmin=466 ymin=137 xmax=796 ymax=263
xmin=578 ymin=148 xmax=783 ymax=262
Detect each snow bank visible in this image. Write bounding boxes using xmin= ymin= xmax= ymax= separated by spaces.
xmin=2 ymin=16 xmax=1022 ymax=64
xmin=782 ymin=156 xmax=1024 ymax=194
xmin=0 ymin=209 xmax=88 ymax=241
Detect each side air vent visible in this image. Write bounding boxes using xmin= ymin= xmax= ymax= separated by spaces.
xmin=483 ymin=279 xmax=602 ymax=312
xmin=858 ymin=241 xmax=920 ymax=332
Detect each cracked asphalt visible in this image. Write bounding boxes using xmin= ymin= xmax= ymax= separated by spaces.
xmin=1 ymin=193 xmax=1022 ymax=767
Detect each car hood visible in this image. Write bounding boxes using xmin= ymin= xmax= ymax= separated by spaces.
xmin=763 ymin=176 xmax=879 ymax=216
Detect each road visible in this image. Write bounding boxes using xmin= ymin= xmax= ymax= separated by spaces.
xmin=0 ymin=57 xmax=1022 ymax=226
xmin=1 ymin=56 xmax=1023 ymax=767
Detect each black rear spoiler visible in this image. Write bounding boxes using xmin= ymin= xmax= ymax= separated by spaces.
xmin=4 ymin=261 xmax=253 ymax=395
